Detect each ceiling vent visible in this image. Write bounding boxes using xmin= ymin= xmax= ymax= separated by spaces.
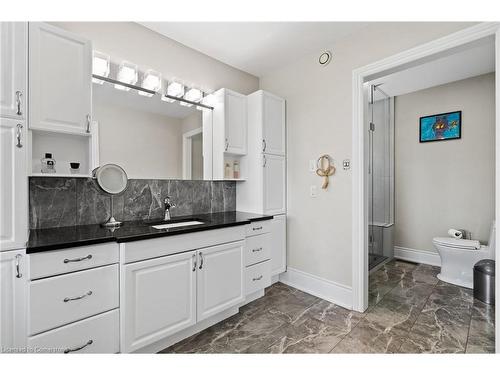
xmin=318 ymin=50 xmax=332 ymax=66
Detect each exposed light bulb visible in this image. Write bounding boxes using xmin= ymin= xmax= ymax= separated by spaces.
xmin=139 ymin=70 xmax=161 ymax=97
xmin=115 ymin=61 xmax=138 ymax=91
xmin=92 ymin=51 xmax=110 ymax=84
xmin=184 ymin=88 xmax=202 ymax=103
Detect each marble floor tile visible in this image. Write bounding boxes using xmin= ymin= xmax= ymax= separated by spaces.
xmin=267 ymin=318 xmax=348 ymax=354
xmin=466 ymin=300 xmax=495 ymax=353
xmin=332 ymin=318 xmax=407 ymax=353
xmin=384 ymin=277 xmax=435 ymax=308
xmin=399 ymin=331 xmax=465 ymax=354
xmin=404 ymin=264 xmax=440 ymax=285
xmin=266 ymin=288 xmax=320 ymax=324
xmin=295 ymin=300 xmax=365 ymax=331
xmin=364 ymin=297 xmax=422 ymax=333
xmin=159 ymin=262 xmax=495 ymax=354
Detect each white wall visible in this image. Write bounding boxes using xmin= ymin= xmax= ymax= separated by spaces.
xmin=95 ymin=102 xmax=183 ymax=179
xmin=260 ymin=22 xmax=475 ymax=287
xmin=51 ymin=22 xmax=259 ymax=95
xmin=395 ymin=73 xmax=495 ymax=252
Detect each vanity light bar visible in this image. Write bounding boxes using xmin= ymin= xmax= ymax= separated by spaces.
xmin=92 ymin=74 xmax=214 ymax=110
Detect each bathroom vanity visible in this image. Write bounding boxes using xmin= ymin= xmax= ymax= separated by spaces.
xmin=22 ymin=212 xmax=274 ymax=353
xmin=0 ymin=21 xmax=287 ymax=354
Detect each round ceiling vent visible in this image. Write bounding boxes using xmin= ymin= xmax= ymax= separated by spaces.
xmin=318 ymin=50 xmax=332 ymax=66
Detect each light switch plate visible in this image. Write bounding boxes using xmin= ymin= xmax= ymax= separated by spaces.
xmin=310 ymin=185 xmax=318 ymax=198
xmin=343 ymin=159 xmax=351 ymax=170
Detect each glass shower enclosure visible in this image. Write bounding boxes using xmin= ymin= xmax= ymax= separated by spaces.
xmin=368 ymin=85 xmax=394 ymax=270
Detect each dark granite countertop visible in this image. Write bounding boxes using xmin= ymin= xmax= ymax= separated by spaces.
xmin=27 ymin=211 xmax=273 ymax=253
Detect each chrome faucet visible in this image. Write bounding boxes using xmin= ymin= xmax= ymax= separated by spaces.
xmin=163 ymin=196 xmax=176 ymax=221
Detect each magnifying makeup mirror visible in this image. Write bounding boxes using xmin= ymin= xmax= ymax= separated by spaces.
xmin=93 ymin=164 xmax=128 ymax=228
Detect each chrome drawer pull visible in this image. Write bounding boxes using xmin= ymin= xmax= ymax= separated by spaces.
xmin=252 ymin=226 xmax=263 ymax=231
xmin=15 ymin=91 xmax=22 ymax=115
xmin=16 ymin=124 xmax=23 ymax=148
xmin=253 ymin=275 xmax=263 ymax=281
xmin=64 ymin=339 xmax=93 ymax=354
xmin=192 ymin=253 xmax=197 ymax=272
xmin=252 ymin=247 xmax=263 ymax=253
xmin=15 ymin=254 xmax=22 ymax=278
xmin=63 ymin=290 xmax=92 ymax=303
xmin=63 ymin=254 xmax=92 ymax=263
xmin=198 ymin=252 xmax=204 ymax=270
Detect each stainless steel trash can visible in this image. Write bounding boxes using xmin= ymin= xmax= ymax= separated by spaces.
xmin=473 ymin=259 xmax=495 ymax=305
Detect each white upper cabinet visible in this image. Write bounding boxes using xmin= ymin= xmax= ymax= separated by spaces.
xmin=213 ymin=88 xmax=247 ymax=155
xmin=0 ymin=117 xmax=27 ymax=251
xmin=196 ymin=241 xmax=244 ymax=322
xmin=0 ymin=249 xmax=27 ymax=352
xmin=0 ymin=22 xmax=27 ymax=120
xmin=262 ymin=92 xmax=286 ymax=156
xmin=263 ymin=154 xmax=286 ymax=215
xmin=225 ymin=90 xmax=247 ymax=154
xmin=121 ymin=251 xmax=197 ymax=353
xmin=29 ymin=22 xmax=92 ymax=135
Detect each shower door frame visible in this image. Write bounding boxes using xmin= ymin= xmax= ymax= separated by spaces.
xmin=351 ymin=22 xmax=500 ymax=350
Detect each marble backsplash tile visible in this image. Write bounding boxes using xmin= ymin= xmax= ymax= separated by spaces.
xmin=29 ymin=177 xmax=236 ymax=229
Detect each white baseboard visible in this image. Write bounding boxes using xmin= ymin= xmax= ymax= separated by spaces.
xmin=279 ymin=267 xmax=352 ymax=309
xmin=394 ymin=246 xmax=441 ymax=267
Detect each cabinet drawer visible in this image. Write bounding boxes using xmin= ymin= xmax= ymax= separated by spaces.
xmin=28 ymin=309 xmax=119 ymax=353
xmin=245 ymin=260 xmax=271 ymax=296
xmin=245 ymin=220 xmax=271 ymax=237
xmin=244 ymin=233 xmax=270 ymax=266
xmin=29 ymin=264 xmax=119 ymax=335
xmin=30 ymin=243 xmax=119 ymax=279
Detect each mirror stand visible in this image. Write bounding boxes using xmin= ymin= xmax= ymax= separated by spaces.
xmin=103 ymin=195 xmax=122 ymax=228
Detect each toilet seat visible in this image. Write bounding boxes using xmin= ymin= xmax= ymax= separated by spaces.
xmin=433 ymin=237 xmax=480 ymax=250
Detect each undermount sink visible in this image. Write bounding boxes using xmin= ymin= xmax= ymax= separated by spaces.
xmin=151 ymin=221 xmax=205 ymax=230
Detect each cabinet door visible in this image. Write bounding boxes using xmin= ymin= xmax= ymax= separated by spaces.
xmin=263 ymin=154 xmax=286 ymax=215
xmin=121 ymin=251 xmax=196 ymax=353
xmin=262 ymin=92 xmax=285 ymax=156
xmin=197 ymin=241 xmax=244 ymax=321
xmin=0 ymin=22 xmax=27 ymax=120
xmin=225 ymin=90 xmax=247 ymax=155
xmin=0 ymin=249 xmax=27 ymax=352
xmin=29 ymin=22 xmax=92 ymax=135
xmin=0 ymin=117 xmax=27 ymax=251
xmin=270 ymin=215 xmax=286 ymax=275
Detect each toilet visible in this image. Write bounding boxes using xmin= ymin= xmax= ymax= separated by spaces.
xmin=432 ymin=221 xmax=496 ymax=289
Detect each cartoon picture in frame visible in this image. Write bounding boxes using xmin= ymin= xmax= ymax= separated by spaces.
xmin=419 ymin=111 xmax=461 ymax=143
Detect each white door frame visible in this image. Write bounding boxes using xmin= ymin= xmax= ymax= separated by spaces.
xmin=182 ymin=127 xmax=203 ymax=179
xmin=351 ymin=22 xmax=500 ymax=351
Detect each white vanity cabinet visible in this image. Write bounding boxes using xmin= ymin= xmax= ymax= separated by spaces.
xmin=121 ymin=250 xmax=197 ymax=353
xmin=0 ymin=22 xmax=27 ymax=120
xmin=263 ymin=154 xmax=286 ymax=215
xmin=28 ymin=22 xmax=92 ymax=135
xmin=25 ymin=243 xmax=120 ymax=354
xmin=120 ymin=227 xmax=246 ymax=353
xmin=196 ymin=241 xmax=244 ymax=321
xmin=0 ymin=250 xmax=27 ymax=352
xmin=0 ymin=117 xmax=28 ymax=251
xmin=237 ymin=89 xmax=287 ymax=279
xmin=270 ymin=215 xmax=287 ymax=275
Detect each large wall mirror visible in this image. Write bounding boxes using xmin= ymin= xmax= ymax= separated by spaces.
xmin=93 ymin=80 xmax=212 ymax=180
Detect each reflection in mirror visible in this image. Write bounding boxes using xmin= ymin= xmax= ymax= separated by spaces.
xmin=93 ymin=78 xmax=211 ymax=180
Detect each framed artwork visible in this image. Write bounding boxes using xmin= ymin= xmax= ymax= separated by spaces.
xmin=419 ymin=111 xmax=461 ymax=143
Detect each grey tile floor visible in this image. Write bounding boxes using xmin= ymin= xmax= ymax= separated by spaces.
xmin=160 ymin=260 xmax=495 ymax=353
